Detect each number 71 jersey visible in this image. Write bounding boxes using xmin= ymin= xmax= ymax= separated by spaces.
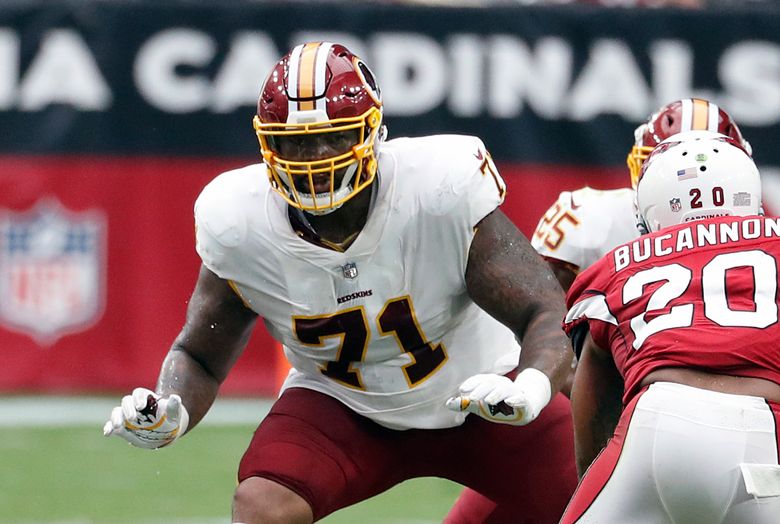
xmin=564 ymin=215 xmax=780 ymax=405
xmin=194 ymin=134 xmax=520 ymax=430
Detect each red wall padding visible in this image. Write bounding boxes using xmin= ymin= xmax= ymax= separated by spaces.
xmin=0 ymin=155 xmax=624 ymax=395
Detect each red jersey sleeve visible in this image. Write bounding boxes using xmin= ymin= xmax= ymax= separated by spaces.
xmin=563 ymin=255 xmax=621 ymax=359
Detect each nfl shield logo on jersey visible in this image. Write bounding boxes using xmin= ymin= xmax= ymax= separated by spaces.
xmin=0 ymin=199 xmax=107 ymax=345
xmin=670 ymin=198 xmax=682 ymax=213
xmin=342 ymin=262 xmax=358 ymax=279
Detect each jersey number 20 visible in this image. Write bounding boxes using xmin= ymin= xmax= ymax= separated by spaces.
xmin=625 ymin=249 xmax=778 ymax=349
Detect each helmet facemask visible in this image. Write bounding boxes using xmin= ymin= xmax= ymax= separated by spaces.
xmin=627 ymin=123 xmax=654 ymax=190
xmin=254 ymin=106 xmax=383 ymax=215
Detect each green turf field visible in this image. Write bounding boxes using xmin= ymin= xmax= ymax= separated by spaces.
xmin=0 ymin=423 xmax=462 ymax=523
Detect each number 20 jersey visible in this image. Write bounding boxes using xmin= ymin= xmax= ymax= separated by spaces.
xmin=564 ymin=215 xmax=780 ymax=405
xmin=194 ymin=135 xmax=520 ymax=430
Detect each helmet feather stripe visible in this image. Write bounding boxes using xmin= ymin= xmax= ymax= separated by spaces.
xmin=286 ymin=44 xmax=304 ymax=117
xmin=707 ymin=102 xmax=720 ymax=130
xmin=314 ymin=42 xmax=333 ymax=112
xmin=681 ymin=98 xmax=693 ymax=131
xmin=297 ymin=42 xmax=320 ymax=111
xmin=691 ymin=98 xmax=709 ymax=130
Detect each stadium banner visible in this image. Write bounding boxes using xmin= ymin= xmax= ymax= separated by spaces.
xmin=0 ymin=2 xmax=778 ymax=394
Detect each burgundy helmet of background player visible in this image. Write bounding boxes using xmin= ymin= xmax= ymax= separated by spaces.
xmin=627 ymin=98 xmax=751 ymax=189
xmin=253 ymin=42 xmax=384 ymax=214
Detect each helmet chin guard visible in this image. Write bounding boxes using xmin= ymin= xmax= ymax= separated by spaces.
xmin=254 ymin=42 xmax=384 ymax=214
xmin=291 ymin=161 xmax=357 ymax=216
xmin=297 ymin=185 xmax=353 ymax=215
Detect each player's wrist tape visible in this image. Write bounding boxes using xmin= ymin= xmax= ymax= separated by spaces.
xmin=513 ymin=368 xmax=552 ymax=413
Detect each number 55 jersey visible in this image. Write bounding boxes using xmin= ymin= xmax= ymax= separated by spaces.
xmin=194 ymin=134 xmax=520 ymax=430
xmin=532 ymin=187 xmax=640 ymax=273
xmin=564 ymin=215 xmax=780 ymax=405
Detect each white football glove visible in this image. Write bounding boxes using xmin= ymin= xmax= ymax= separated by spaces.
xmin=103 ymin=387 xmax=189 ymax=449
xmin=446 ymin=368 xmax=552 ymax=426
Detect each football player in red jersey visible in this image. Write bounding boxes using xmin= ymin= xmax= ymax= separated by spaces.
xmin=561 ymin=130 xmax=780 ymax=523
xmin=448 ymin=98 xmax=752 ymax=523
xmin=103 ymin=42 xmax=577 ymax=523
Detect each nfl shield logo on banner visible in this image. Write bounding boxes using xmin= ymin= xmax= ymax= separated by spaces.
xmin=0 ymin=199 xmax=107 ymax=345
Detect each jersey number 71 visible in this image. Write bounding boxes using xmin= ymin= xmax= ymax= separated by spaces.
xmin=293 ymin=296 xmax=447 ymax=390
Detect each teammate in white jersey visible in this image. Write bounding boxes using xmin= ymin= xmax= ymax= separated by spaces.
xmin=103 ymin=42 xmax=577 ymax=523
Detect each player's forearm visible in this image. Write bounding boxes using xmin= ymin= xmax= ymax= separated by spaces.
xmin=571 ymin=342 xmax=623 ymax=477
xmin=152 ymin=265 xmax=257 ymax=432
xmin=573 ymin=429 xmax=602 ymax=478
xmin=156 ymin=346 xmax=221 ymax=432
xmin=573 ymin=397 xmax=618 ymax=477
xmin=571 ymin=374 xmax=603 ymax=475
xmin=514 ymin=308 xmax=573 ymax=395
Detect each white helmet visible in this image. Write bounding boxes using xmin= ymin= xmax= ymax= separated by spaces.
xmin=636 ymin=130 xmax=761 ymax=233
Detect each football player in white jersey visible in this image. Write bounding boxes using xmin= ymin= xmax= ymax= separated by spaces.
xmin=446 ymin=98 xmax=751 ymax=522
xmin=103 ymin=42 xmax=577 ymax=523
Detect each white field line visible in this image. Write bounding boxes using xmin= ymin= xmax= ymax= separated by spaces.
xmin=45 ymin=513 xmax=439 ymax=524
xmin=0 ymin=396 xmax=273 ymax=427
xmin=44 ymin=520 xmax=226 ymax=524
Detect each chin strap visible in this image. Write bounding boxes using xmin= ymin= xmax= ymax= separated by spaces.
xmin=633 ymin=191 xmax=650 ymax=235
xmin=636 ymin=216 xmax=649 ymax=235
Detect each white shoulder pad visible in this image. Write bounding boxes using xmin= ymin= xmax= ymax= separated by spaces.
xmin=194 ymin=164 xmax=264 ymax=271
xmin=531 ymin=187 xmax=638 ymax=270
xmin=384 ymin=135 xmax=505 ymax=222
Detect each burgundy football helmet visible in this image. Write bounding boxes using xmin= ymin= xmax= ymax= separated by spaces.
xmin=253 ymin=42 xmax=384 ymax=214
xmin=627 ymin=98 xmax=750 ymax=189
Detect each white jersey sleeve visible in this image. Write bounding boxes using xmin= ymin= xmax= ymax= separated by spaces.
xmin=531 ymin=187 xmax=639 ymax=271
xmin=410 ymin=135 xmax=507 ymax=276
xmin=194 ymin=163 xmax=264 ymax=284
xmin=416 ymin=136 xmax=505 ymax=221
